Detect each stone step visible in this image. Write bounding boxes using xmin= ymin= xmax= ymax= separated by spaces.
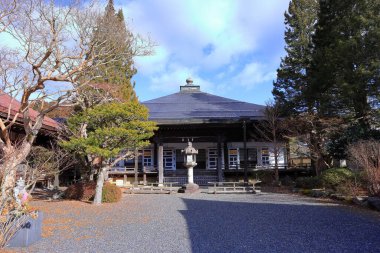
xmin=164 ymin=176 xmax=218 ymax=186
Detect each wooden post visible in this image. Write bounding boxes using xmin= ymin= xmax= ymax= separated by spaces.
xmin=158 ymin=144 xmax=164 ymax=186
xmin=217 ymin=136 xmax=223 ymax=183
xmin=243 ymin=120 xmax=248 ymax=185
xmin=134 ymin=149 xmax=138 ymax=187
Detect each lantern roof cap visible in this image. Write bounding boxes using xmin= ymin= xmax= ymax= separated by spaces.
xmin=183 ymin=141 xmax=198 ymax=154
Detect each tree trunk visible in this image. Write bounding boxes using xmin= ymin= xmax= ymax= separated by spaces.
xmin=1 ymin=142 xmax=33 ymax=200
xmin=93 ymin=166 xmax=108 ymax=205
xmin=274 ymin=147 xmax=279 ymax=185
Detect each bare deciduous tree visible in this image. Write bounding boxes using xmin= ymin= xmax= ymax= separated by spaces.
xmin=253 ymin=100 xmax=284 ymax=184
xmin=0 ymin=0 xmax=17 ymax=33
xmin=0 ymin=0 xmax=153 ymax=201
xmin=349 ymin=140 xmax=380 ymax=197
xmin=23 ymin=144 xmax=76 ymax=193
xmin=283 ymin=113 xmax=343 ymax=176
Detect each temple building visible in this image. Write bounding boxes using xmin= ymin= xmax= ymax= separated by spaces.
xmin=113 ymin=78 xmax=288 ymax=185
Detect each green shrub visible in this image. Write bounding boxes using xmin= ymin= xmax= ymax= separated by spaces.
xmin=281 ymin=176 xmax=294 ymax=186
xmin=321 ymin=168 xmax=354 ymax=190
xmin=295 ymin=176 xmax=321 ymax=189
xmin=102 ymin=182 xmax=122 ymax=203
xmin=301 ymin=189 xmax=312 ymax=195
xmin=255 ymin=170 xmax=275 ymax=185
xmin=64 ymin=182 xmax=96 ymax=201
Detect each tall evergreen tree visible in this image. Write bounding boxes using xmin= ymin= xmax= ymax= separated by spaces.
xmin=310 ymin=0 xmax=380 ymax=128
xmin=274 ymin=0 xmax=380 ymax=166
xmin=273 ymin=0 xmax=319 ymax=115
xmin=310 ymin=0 xmax=380 ymax=158
xmin=273 ymin=0 xmax=339 ymax=175
xmin=92 ymin=0 xmax=138 ymax=102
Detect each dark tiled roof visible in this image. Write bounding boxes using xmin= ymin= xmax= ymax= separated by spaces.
xmin=142 ymin=90 xmax=265 ymax=124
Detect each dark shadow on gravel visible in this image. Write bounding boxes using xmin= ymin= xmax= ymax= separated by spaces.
xmin=179 ymin=198 xmax=380 ymax=253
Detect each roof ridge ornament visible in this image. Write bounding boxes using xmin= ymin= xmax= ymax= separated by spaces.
xmin=186 ymin=77 xmax=193 ymax=86
xmin=180 ymin=77 xmax=200 ymax=93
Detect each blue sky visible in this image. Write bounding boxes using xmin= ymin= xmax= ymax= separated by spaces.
xmin=117 ymin=0 xmax=291 ymax=104
xmin=0 ymin=0 xmax=291 ymax=105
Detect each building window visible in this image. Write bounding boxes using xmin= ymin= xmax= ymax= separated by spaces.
xmin=261 ymin=148 xmax=270 ymax=166
xmin=228 ymin=148 xmax=240 ymax=169
xmin=208 ymin=149 xmax=217 ymax=169
xmin=143 ymin=149 xmax=153 ymax=167
xmin=163 ymin=149 xmax=176 ymax=170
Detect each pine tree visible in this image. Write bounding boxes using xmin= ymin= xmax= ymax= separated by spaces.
xmin=272 ymin=0 xmax=319 ymax=115
xmin=61 ymin=101 xmax=157 ymax=204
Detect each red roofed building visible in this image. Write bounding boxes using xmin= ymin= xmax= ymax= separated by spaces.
xmin=0 ymin=90 xmax=59 ymax=144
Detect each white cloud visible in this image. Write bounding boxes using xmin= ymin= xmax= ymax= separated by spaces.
xmin=134 ymin=46 xmax=170 ymax=76
xmin=131 ymin=1 xmax=288 ymax=103
xmin=232 ymin=62 xmax=277 ymax=89
xmin=120 ymin=0 xmax=288 ymax=70
xmin=148 ymin=62 xmax=215 ymax=94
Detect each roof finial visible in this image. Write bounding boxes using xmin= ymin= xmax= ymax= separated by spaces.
xmin=186 ymin=77 xmax=193 ymax=86
xmin=180 ymin=77 xmax=200 ymax=92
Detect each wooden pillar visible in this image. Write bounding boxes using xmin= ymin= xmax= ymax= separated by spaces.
xmin=217 ymin=136 xmax=223 ymax=183
xmin=134 ymin=149 xmax=138 ymax=187
xmin=153 ymin=142 xmax=158 ymax=168
xmin=158 ymin=143 xmax=164 ymax=186
xmin=243 ymin=120 xmax=248 ymax=184
xmin=224 ymin=142 xmax=229 ymax=170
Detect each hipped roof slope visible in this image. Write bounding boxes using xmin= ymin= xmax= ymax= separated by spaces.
xmin=143 ymin=82 xmax=265 ymax=124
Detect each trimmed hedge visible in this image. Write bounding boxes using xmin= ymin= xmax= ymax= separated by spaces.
xmin=64 ymin=182 xmax=122 ymax=203
xmin=64 ymin=182 xmax=96 ymax=201
xmin=102 ymin=183 xmax=122 ymax=203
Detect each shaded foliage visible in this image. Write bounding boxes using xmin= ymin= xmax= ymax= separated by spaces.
xmin=320 ymin=168 xmax=354 ymax=190
xmin=64 ymin=182 xmax=97 ymax=201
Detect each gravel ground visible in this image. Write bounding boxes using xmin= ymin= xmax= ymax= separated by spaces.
xmin=9 ymin=192 xmax=380 ymax=253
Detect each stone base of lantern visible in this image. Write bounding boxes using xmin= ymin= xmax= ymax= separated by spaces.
xmin=178 ymin=183 xmax=199 ymax=193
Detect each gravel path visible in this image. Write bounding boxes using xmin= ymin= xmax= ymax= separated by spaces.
xmin=10 ymin=193 xmax=380 ymax=253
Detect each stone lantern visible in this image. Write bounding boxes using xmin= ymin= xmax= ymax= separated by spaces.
xmin=179 ymin=141 xmax=199 ymax=193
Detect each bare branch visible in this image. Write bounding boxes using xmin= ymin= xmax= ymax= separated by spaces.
xmin=0 ymin=0 xmax=17 ymax=33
